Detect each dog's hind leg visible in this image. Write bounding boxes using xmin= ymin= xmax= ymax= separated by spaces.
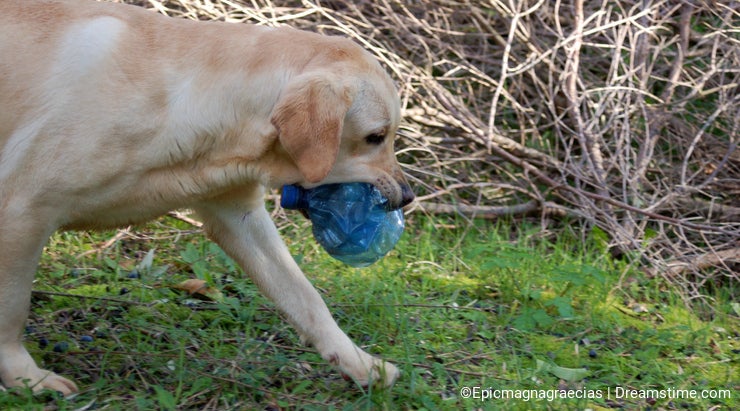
xmin=195 ymin=191 xmax=400 ymax=388
xmin=0 ymin=204 xmax=78 ymax=395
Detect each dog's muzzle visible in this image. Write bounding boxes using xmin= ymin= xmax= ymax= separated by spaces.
xmin=397 ymin=183 xmax=415 ymax=209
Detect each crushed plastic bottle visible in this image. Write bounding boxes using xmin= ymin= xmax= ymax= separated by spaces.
xmin=281 ymin=183 xmax=404 ymax=267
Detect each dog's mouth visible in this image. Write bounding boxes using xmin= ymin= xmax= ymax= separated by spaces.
xmin=387 ymin=183 xmax=414 ymax=210
xmin=373 ymin=176 xmax=414 ymax=211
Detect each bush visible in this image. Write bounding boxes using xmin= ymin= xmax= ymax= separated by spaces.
xmin=120 ymin=0 xmax=739 ymax=296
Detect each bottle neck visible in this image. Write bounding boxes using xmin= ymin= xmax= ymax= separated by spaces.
xmin=280 ymin=185 xmax=309 ymax=210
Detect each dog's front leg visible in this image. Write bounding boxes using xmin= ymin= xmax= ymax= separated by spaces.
xmin=195 ymin=195 xmax=399 ymax=388
xmin=0 ymin=213 xmax=78 ymax=395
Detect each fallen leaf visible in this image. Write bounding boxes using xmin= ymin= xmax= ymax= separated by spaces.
xmin=731 ymin=302 xmax=740 ymax=317
xmin=535 ymin=359 xmax=589 ymax=382
xmin=171 ymin=279 xmax=223 ymax=302
xmin=632 ymin=303 xmax=649 ymax=314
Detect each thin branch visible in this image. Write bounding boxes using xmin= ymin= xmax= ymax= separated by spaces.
xmin=418 ymin=200 xmax=568 ymax=218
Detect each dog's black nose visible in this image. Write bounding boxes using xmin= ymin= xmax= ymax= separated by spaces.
xmin=399 ymin=184 xmax=415 ymax=208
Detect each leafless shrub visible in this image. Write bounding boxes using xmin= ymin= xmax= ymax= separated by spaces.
xmin=114 ymin=0 xmax=739 ymax=297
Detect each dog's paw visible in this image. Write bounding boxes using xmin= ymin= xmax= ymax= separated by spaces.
xmin=2 ymin=368 xmax=78 ymax=396
xmin=331 ymin=352 xmax=399 ymax=389
xmin=32 ymin=371 xmax=79 ymax=396
xmin=358 ymin=357 xmax=399 ymax=388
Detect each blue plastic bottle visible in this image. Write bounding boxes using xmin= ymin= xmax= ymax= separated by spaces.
xmin=281 ymin=183 xmax=404 ymax=267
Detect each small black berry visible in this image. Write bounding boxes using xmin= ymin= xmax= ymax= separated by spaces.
xmin=53 ymin=342 xmax=69 ymax=353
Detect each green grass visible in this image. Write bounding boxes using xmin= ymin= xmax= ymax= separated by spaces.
xmin=1 ymin=213 xmax=737 ymax=410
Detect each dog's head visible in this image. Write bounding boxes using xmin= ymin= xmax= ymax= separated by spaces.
xmin=270 ymin=38 xmax=414 ymax=210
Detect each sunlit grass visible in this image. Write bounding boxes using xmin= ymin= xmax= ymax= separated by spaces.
xmin=2 ymin=213 xmax=735 ymax=410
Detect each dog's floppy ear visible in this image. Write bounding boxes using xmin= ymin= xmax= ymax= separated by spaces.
xmin=271 ymin=74 xmax=353 ymax=183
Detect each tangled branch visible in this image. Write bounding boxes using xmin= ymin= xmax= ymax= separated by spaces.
xmin=120 ymin=0 xmax=739 ymax=295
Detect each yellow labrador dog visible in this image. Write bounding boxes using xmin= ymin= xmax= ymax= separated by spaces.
xmin=0 ymin=0 xmax=414 ymax=395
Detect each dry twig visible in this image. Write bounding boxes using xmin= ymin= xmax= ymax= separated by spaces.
xmin=114 ymin=0 xmax=740 ymax=295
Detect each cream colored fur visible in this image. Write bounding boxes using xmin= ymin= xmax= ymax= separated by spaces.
xmin=0 ymin=0 xmax=413 ymax=394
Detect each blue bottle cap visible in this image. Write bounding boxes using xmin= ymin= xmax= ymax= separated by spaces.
xmin=280 ymin=185 xmax=303 ymax=209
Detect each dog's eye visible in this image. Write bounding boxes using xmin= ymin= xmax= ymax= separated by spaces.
xmin=365 ymin=133 xmax=386 ymax=145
